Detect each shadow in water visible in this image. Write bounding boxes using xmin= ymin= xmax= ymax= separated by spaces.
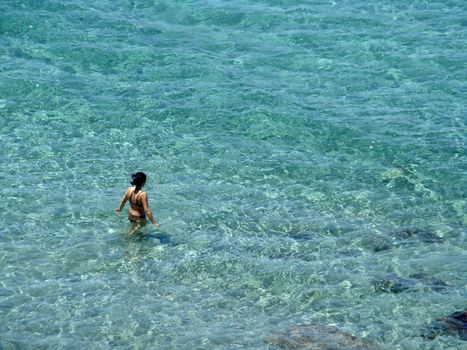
xmin=123 ymin=227 xmax=174 ymax=246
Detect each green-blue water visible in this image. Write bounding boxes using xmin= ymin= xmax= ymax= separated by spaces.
xmin=1 ymin=0 xmax=465 ymax=349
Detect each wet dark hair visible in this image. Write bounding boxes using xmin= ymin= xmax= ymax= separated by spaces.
xmin=131 ymin=172 xmax=146 ymax=188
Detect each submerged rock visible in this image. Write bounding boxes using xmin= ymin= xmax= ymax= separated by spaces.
xmin=266 ymin=324 xmax=383 ymax=350
xmin=373 ymin=274 xmax=417 ymax=293
xmin=361 ymin=235 xmax=392 ymax=252
xmin=408 ymin=273 xmax=449 ymax=292
xmin=373 ymin=273 xmax=448 ymax=293
xmin=394 ymin=227 xmax=442 ymax=243
xmin=362 ymin=227 xmax=443 ymax=252
xmin=422 ymin=310 xmax=467 ymax=341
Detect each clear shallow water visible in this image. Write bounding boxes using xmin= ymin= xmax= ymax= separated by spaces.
xmin=0 ymin=0 xmax=466 ymax=349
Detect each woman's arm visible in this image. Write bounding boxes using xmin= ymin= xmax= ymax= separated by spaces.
xmin=141 ymin=192 xmax=159 ymax=226
xmin=115 ymin=188 xmax=130 ymax=213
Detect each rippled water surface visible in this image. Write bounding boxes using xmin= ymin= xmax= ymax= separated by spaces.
xmin=1 ymin=0 xmax=466 ymax=349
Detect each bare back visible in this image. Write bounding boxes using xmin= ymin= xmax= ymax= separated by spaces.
xmin=127 ymin=187 xmax=146 ymax=220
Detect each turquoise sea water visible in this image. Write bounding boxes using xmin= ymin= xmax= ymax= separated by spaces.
xmin=0 ymin=0 xmax=466 ymax=349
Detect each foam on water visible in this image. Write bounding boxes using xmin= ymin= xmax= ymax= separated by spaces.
xmin=1 ymin=0 xmax=466 ymax=349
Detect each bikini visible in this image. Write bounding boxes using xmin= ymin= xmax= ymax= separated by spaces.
xmin=129 ymin=189 xmax=146 ymax=222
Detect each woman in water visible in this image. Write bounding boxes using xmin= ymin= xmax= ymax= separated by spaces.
xmin=115 ymin=172 xmax=159 ymax=233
